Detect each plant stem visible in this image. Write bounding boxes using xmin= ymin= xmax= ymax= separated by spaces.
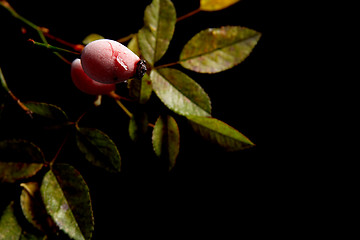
xmin=177 ymin=8 xmax=201 ymax=22
xmin=0 ymin=67 xmax=33 ymax=117
xmin=75 ymin=112 xmax=87 ymax=129
xmin=0 ymin=0 xmax=70 ymax=64
xmin=154 ymin=61 xmax=180 ymax=70
xmin=43 ymin=32 xmax=84 ymax=52
xmin=117 ymin=33 xmax=136 ymax=43
xmin=114 ymin=99 xmax=155 ymax=128
xmin=50 ymin=133 xmax=69 ymax=166
xmin=115 ymin=99 xmax=133 ymax=118
xmin=28 ymin=39 xmax=80 ymax=55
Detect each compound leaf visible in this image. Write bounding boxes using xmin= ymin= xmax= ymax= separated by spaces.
xmin=152 ymin=115 xmax=180 ymax=171
xmin=187 ymin=116 xmax=254 ymax=151
xmin=76 ymin=127 xmax=121 ymax=173
xmin=200 ymin=0 xmax=241 ymax=11
xmin=180 ymin=26 xmax=261 ymax=73
xmin=0 ymin=140 xmax=45 ymax=183
xmin=150 ymin=68 xmax=211 ymax=117
xmin=138 ymin=0 xmax=176 ymax=65
xmin=40 ymin=164 xmax=94 ymax=240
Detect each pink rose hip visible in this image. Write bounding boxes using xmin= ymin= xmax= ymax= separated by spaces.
xmin=81 ymin=39 xmax=146 ymax=84
xmin=71 ymin=58 xmax=116 ymax=95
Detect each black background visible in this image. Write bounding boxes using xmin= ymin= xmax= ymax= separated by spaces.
xmin=0 ymin=0 xmax=278 ymax=238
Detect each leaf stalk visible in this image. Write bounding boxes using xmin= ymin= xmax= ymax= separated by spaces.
xmin=0 ymin=67 xmax=33 ymax=117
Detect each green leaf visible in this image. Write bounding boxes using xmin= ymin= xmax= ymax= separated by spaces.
xmin=129 ymin=110 xmax=149 ymax=142
xmin=0 ymin=140 xmax=45 ymax=183
xmin=128 ymin=73 xmax=152 ymax=104
xmin=152 ymin=115 xmax=180 ymax=171
xmin=200 ymin=0 xmax=241 ymax=11
xmin=76 ymin=127 xmax=121 ymax=172
xmin=82 ymin=33 xmax=104 ymax=45
xmin=179 ymin=26 xmax=261 ymax=73
xmin=187 ymin=116 xmax=254 ymax=151
xmin=0 ymin=201 xmax=22 ymax=240
xmin=40 ymin=164 xmax=94 ymax=240
xmin=138 ymin=0 xmax=176 ymax=66
xmin=150 ymin=68 xmax=211 ymax=116
xmin=25 ymin=101 xmax=68 ymax=123
xmin=0 ymin=201 xmax=45 ymax=240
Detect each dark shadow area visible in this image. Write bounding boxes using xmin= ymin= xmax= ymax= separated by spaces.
xmin=0 ymin=0 xmax=276 ymax=238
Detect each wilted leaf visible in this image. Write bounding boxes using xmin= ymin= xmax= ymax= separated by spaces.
xmin=82 ymin=33 xmax=104 ymax=45
xmin=180 ymin=26 xmax=261 ymax=73
xmin=200 ymin=0 xmax=241 ymax=11
xmin=76 ymin=127 xmax=121 ymax=172
xmin=152 ymin=115 xmax=180 ymax=171
xmin=129 ymin=110 xmax=149 ymax=142
xmin=0 ymin=201 xmax=22 ymax=239
xmin=187 ymin=116 xmax=254 ymax=151
xmin=138 ymin=0 xmax=176 ymax=65
xmin=128 ymin=73 xmax=152 ymax=104
xmin=20 ymin=182 xmax=56 ymax=233
xmin=40 ymin=164 xmax=94 ymax=240
xmin=25 ymin=101 xmax=68 ymax=123
xmin=20 ymin=182 xmax=43 ymax=231
xmin=150 ymin=68 xmax=211 ymax=116
xmin=0 ymin=140 xmax=45 ymax=183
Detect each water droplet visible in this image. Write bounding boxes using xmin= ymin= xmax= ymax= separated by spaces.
xmin=116 ymin=56 xmax=128 ymax=71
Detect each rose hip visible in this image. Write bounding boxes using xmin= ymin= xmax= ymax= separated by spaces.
xmin=71 ymin=58 xmax=116 ymax=95
xmin=81 ymin=39 xmax=146 ymax=84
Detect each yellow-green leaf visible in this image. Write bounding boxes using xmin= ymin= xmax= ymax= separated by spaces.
xmin=129 ymin=110 xmax=149 ymax=142
xmin=0 ymin=140 xmax=45 ymax=183
xmin=138 ymin=0 xmax=176 ymax=66
xmin=200 ymin=0 xmax=240 ymax=11
xmin=150 ymin=68 xmax=211 ymax=117
xmin=127 ymin=34 xmax=141 ymax=56
xmin=25 ymin=101 xmax=68 ymax=124
xmin=0 ymin=202 xmax=22 ymax=239
xmin=187 ymin=116 xmax=254 ymax=151
xmin=82 ymin=33 xmax=104 ymax=45
xmin=180 ymin=26 xmax=261 ymax=73
xmin=152 ymin=115 xmax=180 ymax=171
xmin=76 ymin=127 xmax=121 ymax=173
xmin=128 ymin=73 xmax=152 ymax=104
xmin=40 ymin=164 xmax=94 ymax=240
xmin=0 ymin=201 xmax=44 ymax=239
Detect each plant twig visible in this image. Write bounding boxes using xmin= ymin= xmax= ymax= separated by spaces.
xmin=50 ymin=133 xmax=69 ymax=166
xmin=43 ymin=32 xmax=84 ymax=52
xmin=0 ymin=0 xmax=71 ymax=64
xmin=177 ymin=8 xmax=201 ymax=22
xmin=0 ymin=67 xmax=33 ymax=117
xmin=117 ymin=33 xmax=136 ymax=43
xmin=28 ymin=39 xmax=80 ymax=55
xmin=154 ymin=61 xmax=180 ymax=70
xmin=114 ymin=99 xmax=154 ymax=128
xmin=115 ymin=99 xmax=133 ymax=118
